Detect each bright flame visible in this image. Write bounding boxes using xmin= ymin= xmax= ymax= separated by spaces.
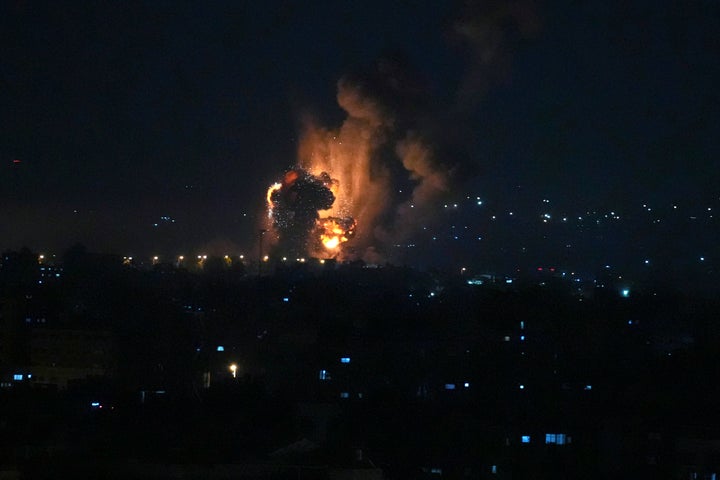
xmin=266 ymin=183 xmax=282 ymax=218
xmin=318 ymin=217 xmax=356 ymax=250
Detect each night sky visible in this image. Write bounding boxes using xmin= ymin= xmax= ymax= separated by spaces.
xmin=2 ymin=1 xmax=718 ymax=278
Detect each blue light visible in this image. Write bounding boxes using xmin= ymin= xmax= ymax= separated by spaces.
xmin=521 ymin=435 xmax=531 ymax=443
xmin=445 ymin=383 xmax=456 ymax=390
xmin=621 ymin=289 xmax=630 ymax=298
xmin=340 ymin=357 xmax=351 ymax=364
xmin=13 ymin=374 xmax=22 ymax=381
xmin=340 ymin=392 xmax=349 ymax=399
xmin=216 ymin=346 xmax=224 ymax=352
xmin=319 ymin=369 xmax=328 ymax=380
xmin=584 ymin=385 xmax=592 ymax=390
xmin=282 ymin=297 xmax=289 ymax=302
xmin=520 ymin=335 xmax=525 ymax=341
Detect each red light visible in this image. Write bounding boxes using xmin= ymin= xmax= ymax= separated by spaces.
xmin=550 ymin=267 xmax=555 ymax=272
xmin=12 ymin=159 xmax=21 ymax=164
xmin=537 ymin=267 xmax=543 ymax=271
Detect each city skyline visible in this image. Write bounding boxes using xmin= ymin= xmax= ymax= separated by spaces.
xmin=2 ymin=1 xmax=718 ymax=275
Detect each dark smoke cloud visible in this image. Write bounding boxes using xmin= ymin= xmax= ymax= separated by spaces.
xmin=452 ymin=0 xmax=542 ymax=109
xmin=274 ymin=3 xmax=543 ymax=263
xmin=268 ymin=168 xmax=338 ymax=258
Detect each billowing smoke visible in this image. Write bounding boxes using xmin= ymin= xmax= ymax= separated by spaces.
xmin=265 ymin=2 xmax=541 ymax=264
xmin=267 ymin=168 xmax=355 ymax=258
xmin=452 ymin=0 xmax=541 ymax=110
xmin=292 ymin=63 xmax=451 ymax=263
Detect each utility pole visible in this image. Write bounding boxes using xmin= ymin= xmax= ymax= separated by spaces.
xmin=258 ymin=229 xmax=267 ymax=277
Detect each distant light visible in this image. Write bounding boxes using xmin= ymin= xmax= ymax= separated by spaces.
xmin=644 ymin=259 xmax=650 ymax=264
xmin=282 ymin=297 xmax=289 ymax=302
xmin=584 ymin=385 xmax=592 ymax=390
xmin=319 ymin=369 xmax=329 ymax=380
xmin=621 ymin=289 xmax=630 ymax=298
xmin=13 ymin=374 xmax=23 ymax=381
xmin=464 ymin=382 xmax=470 ymax=388
xmin=216 ymin=346 xmax=224 ymax=352
xmin=700 ymin=256 xmax=705 ymax=262
xmin=340 ymin=392 xmax=350 ymax=399
xmin=229 ymin=363 xmax=237 ymax=378
xmin=445 ymin=384 xmax=456 ymax=390
xmin=521 ymin=435 xmax=531 ymax=443
xmin=520 ymin=335 xmax=525 ymax=341
xmin=519 ymin=384 xmax=525 ymax=390
xmin=340 ymin=357 xmax=351 ymax=364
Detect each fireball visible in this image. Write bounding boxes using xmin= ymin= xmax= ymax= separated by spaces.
xmin=318 ymin=216 xmax=357 ymax=250
xmin=265 ymin=167 xmax=356 ymax=257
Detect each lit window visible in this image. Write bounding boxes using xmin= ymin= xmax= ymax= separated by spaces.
xmin=521 ymin=435 xmax=531 ymax=444
xmin=491 ymin=465 xmax=497 ymax=474
xmin=340 ymin=392 xmax=349 ymax=399
xmin=545 ymin=433 xmax=556 ymax=444
xmin=340 ymin=357 xmax=351 ymax=364
xmin=557 ymin=434 xmax=566 ymax=445
xmin=13 ymin=374 xmax=23 ymax=381
xmin=445 ymin=384 xmax=456 ymax=390
xmin=584 ymin=385 xmax=592 ymax=390
xmin=318 ymin=369 xmax=329 ymax=380
xmin=216 ymin=346 xmax=224 ymax=352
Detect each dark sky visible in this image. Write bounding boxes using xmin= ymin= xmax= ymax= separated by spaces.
xmin=1 ymin=0 xmax=718 ymax=273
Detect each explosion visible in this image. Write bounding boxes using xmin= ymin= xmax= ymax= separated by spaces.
xmin=265 ymin=61 xmax=453 ymax=263
xmin=266 ymin=168 xmax=356 ymax=258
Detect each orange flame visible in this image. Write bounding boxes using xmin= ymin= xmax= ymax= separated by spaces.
xmin=266 ymin=182 xmax=282 ymax=218
xmin=318 ymin=217 xmax=356 ymax=250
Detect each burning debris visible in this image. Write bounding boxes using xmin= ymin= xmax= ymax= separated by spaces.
xmin=266 ymin=168 xmax=356 ymax=258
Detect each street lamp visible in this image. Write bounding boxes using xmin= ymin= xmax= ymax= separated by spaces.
xmin=229 ymin=363 xmax=238 ymax=379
